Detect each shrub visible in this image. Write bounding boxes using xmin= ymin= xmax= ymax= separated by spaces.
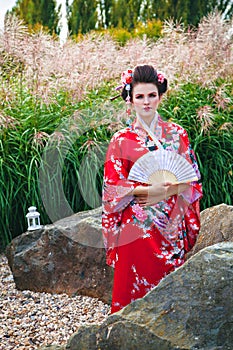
xmin=108 ymin=27 xmax=132 ymax=46
xmin=133 ymin=19 xmax=163 ymax=40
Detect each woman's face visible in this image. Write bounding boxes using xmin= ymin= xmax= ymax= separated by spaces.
xmin=132 ymin=83 xmax=161 ymax=123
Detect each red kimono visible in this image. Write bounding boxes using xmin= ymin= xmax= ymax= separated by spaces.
xmin=102 ymin=116 xmax=202 ymax=313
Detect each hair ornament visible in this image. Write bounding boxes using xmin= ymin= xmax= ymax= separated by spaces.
xmin=121 ymin=69 xmax=133 ymax=86
xmin=121 ymin=69 xmax=133 ymax=117
xmin=157 ymin=71 xmax=165 ymax=84
xmin=110 ymin=69 xmax=133 ymax=101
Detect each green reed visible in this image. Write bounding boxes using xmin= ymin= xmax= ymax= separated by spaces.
xmin=160 ymin=81 xmax=233 ymax=210
xmin=0 ymin=83 xmax=119 ymax=249
xmin=0 ymin=76 xmax=232 ymax=250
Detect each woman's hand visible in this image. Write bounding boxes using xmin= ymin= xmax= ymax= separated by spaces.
xmin=133 ymin=182 xmax=190 ymax=206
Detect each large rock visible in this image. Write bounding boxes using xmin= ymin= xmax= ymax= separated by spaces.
xmin=6 ymin=207 xmax=113 ymax=304
xmin=5 ymin=203 xmax=233 ymax=307
xmin=187 ymin=203 xmax=233 ymax=259
xmin=63 ymin=242 xmax=233 ymax=350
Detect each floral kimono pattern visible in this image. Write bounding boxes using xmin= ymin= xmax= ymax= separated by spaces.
xmin=102 ymin=115 xmax=203 ymax=313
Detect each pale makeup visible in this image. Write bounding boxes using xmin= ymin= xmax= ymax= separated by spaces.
xmin=132 ymin=83 xmax=161 ymax=127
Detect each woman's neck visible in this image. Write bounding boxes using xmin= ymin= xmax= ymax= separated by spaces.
xmin=136 ymin=112 xmax=158 ymax=131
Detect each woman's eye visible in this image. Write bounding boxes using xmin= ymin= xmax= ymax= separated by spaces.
xmin=135 ymin=95 xmax=143 ymax=99
xmin=149 ymin=93 xmax=157 ymax=98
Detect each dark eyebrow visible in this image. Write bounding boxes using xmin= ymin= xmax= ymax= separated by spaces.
xmin=135 ymin=91 xmax=157 ymax=95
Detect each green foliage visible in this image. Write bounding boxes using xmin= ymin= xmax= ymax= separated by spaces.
xmin=159 ymin=82 xmax=233 ymax=210
xmin=108 ymin=27 xmax=132 ymax=45
xmin=133 ymin=19 xmax=163 ymax=40
xmin=0 ymin=89 xmax=74 ymax=248
xmin=7 ymin=0 xmax=233 ymax=38
xmin=0 ymin=14 xmax=232 ymax=251
xmin=67 ymin=0 xmax=98 ymax=35
xmin=9 ymin=0 xmax=61 ymax=35
xmin=110 ymin=0 xmax=142 ymax=30
xmin=98 ymin=19 xmax=162 ymax=46
xmin=206 ymin=0 xmax=233 ymax=19
xmin=147 ymin=0 xmax=233 ymax=26
xmin=98 ymin=0 xmax=114 ymax=28
xmin=1 ymin=77 xmax=232 ymax=250
xmin=41 ymin=0 xmax=61 ymax=35
xmin=0 ymin=82 xmax=120 ymax=250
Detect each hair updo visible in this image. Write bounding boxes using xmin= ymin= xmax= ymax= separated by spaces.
xmin=121 ymin=65 xmax=168 ymax=102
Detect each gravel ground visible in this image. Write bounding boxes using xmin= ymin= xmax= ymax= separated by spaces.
xmin=0 ymin=254 xmax=110 ymax=350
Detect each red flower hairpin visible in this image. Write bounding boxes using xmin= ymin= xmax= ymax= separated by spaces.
xmin=121 ymin=69 xmax=133 ymax=86
xmin=111 ymin=69 xmax=133 ymax=103
xmin=115 ymin=69 xmax=133 ymax=92
xmin=157 ymin=71 xmax=165 ymax=84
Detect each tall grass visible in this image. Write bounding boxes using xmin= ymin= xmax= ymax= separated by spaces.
xmin=0 ymin=13 xmax=232 ymax=249
xmin=0 ymin=83 xmax=123 ymax=249
xmin=160 ymin=82 xmax=233 ymax=210
xmin=1 ymin=13 xmax=232 ymax=102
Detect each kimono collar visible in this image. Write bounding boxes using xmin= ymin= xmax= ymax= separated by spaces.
xmin=137 ymin=112 xmax=158 ymax=132
xmin=134 ymin=112 xmax=163 ymax=150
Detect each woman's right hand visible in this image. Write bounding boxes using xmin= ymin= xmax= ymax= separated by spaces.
xmin=133 ymin=182 xmax=170 ymax=206
xmin=133 ymin=182 xmax=189 ymax=206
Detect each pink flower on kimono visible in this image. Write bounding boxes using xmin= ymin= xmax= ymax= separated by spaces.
xmin=132 ymin=204 xmax=148 ymax=222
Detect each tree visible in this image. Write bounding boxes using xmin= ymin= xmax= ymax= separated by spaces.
xmin=110 ymin=0 xmax=143 ymax=30
xmin=11 ymin=0 xmax=36 ymax=24
xmin=67 ymin=0 xmax=98 ymax=35
xmin=97 ymin=0 xmax=114 ymax=28
xmin=208 ymin=0 xmax=233 ymax=19
xmin=41 ymin=0 xmax=61 ymax=34
xmin=149 ymin=0 xmax=233 ymax=26
xmin=10 ymin=0 xmax=61 ymax=35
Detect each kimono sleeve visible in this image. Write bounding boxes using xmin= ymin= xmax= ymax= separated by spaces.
xmin=178 ymin=129 xmax=203 ymax=205
xmin=178 ymin=129 xmax=203 ymax=251
xmin=102 ymin=132 xmax=139 ymax=213
xmin=102 ymin=132 xmax=138 ymax=267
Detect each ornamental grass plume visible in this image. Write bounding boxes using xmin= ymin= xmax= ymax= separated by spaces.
xmin=31 ymin=130 xmax=49 ymax=148
xmin=1 ymin=12 xmax=232 ymax=104
xmin=0 ymin=112 xmax=19 ymax=130
xmin=218 ymin=122 xmax=233 ymax=132
xmin=196 ymin=105 xmax=215 ymax=134
xmin=213 ymin=85 xmax=232 ymax=111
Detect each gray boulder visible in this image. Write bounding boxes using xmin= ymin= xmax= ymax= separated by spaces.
xmin=6 ymin=207 xmax=113 ymax=304
xmin=5 ymin=203 xmax=233 ymax=311
xmin=187 ymin=203 xmax=233 ymax=259
xmin=65 ymin=242 xmax=233 ymax=350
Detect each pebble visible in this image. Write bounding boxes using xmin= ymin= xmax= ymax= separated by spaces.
xmin=0 ymin=254 xmax=110 ymax=349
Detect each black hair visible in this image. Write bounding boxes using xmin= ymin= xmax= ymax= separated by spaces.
xmin=121 ymin=65 xmax=168 ymax=102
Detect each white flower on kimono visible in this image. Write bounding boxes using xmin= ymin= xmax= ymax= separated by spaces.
xmin=113 ymin=164 xmax=121 ymax=172
xmin=190 ymin=223 xmax=199 ymax=230
xmin=133 ymin=282 xmax=140 ymax=291
xmin=142 ymin=233 xmax=151 ymax=239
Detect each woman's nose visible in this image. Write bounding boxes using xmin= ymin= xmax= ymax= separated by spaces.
xmin=144 ymin=96 xmax=149 ymax=104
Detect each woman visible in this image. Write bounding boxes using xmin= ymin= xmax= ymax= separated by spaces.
xmin=102 ymin=65 xmax=202 ymax=314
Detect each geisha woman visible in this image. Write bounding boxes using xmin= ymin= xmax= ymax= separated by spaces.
xmin=102 ymin=65 xmax=203 ymax=314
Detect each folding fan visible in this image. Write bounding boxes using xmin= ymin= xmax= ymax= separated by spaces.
xmin=128 ymin=150 xmax=198 ymax=184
